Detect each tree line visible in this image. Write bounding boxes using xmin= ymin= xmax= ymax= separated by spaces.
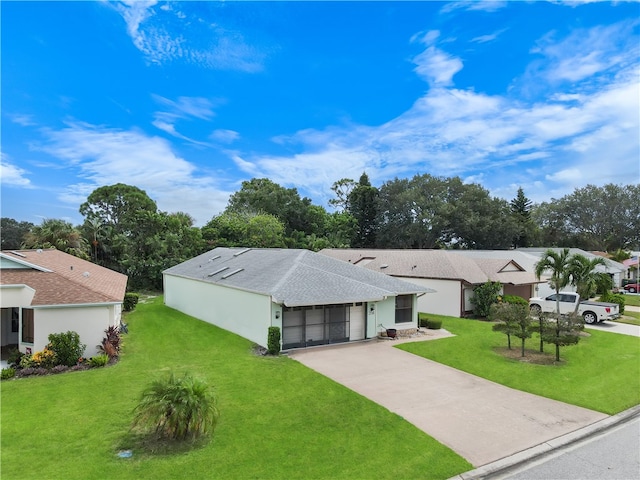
xmin=2 ymin=175 xmax=638 ymax=290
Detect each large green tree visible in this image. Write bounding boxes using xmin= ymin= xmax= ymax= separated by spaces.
xmin=533 ymin=184 xmax=639 ymax=251
xmin=79 ymin=184 xmax=205 ymax=289
xmin=0 ymin=218 xmax=34 ymax=250
xmin=202 ymin=212 xmax=286 ymax=248
xmin=534 ymin=248 xmax=573 ymax=317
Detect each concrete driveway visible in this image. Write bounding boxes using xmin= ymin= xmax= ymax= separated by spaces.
xmin=290 ymin=333 xmax=607 ymax=467
xmin=586 ymin=321 xmax=640 ymax=337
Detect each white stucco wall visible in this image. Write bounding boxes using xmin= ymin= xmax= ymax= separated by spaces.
xmin=0 ymin=285 xmax=35 ymax=308
xmin=395 ymin=277 xmax=462 ymax=317
xmin=27 ymin=304 xmax=119 ymax=357
xmin=164 ymin=274 xmax=273 ymax=348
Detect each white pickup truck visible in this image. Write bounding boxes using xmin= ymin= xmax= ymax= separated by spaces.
xmin=528 ymin=292 xmax=620 ymax=324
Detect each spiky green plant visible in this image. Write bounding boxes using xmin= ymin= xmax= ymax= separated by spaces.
xmin=132 ymin=372 xmax=219 ymax=441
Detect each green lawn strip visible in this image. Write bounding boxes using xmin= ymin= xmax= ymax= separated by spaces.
xmin=1 ymin=298 xmax=471 ymax=480
xmin=398 ymin=316 xmax=640 ymax=415
xmin=623 ymin=295 xmax=640 ymax=307
xmin=615 ymin=313 xmax=640 ymax=325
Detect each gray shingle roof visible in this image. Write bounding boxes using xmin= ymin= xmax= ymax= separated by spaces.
xmin=163 ymin=248 xmax=432 ymax=307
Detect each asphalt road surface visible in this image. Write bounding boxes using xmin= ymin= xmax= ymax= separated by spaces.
xmin=492 ymin=416 xmax=640 ymax=480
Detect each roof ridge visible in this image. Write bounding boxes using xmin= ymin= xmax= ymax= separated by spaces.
xmin=270 ymin=250 xmax=308 ymax=296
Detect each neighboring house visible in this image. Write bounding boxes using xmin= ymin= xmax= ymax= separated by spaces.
xmin=319 ymin=249 xmax=540 ymax=318
xmin=163 ymin=247 xmax=432 ymax=350
xmin=622 ymin=254 xmax=638 ymax=282
xmin=0 ymin=249 xmax=128 ymax=357
xmin=516 ymin=247 xmax=628 ymax=297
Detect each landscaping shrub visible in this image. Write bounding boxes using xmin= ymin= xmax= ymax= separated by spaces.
xmin=501 ymin=295 xmax=528 ymax=306
xmin=267 ymin=326 xmax=281 ymax=355
xmin=16 ymin=367 xmax=49 ymax=378
xmin=31 ymin=347 xmax=57 ymax=369
xmin=426 ymin=319 xmax=442 ymax=330
xmin=600 ymin=291 xmax=625 ymax=315
xmin=19 ymin=355 xmax=37 ymax=369
xmin=132 ymin=372 xmax=219 ymax=441
xmin=89 ymin=354 xmax=110 ymax=368
xmin=47 ymin=331 xmax=86 ymax=367
xmin=7 ymin=348 xmax=23 ymax=368
xmin=123 ymin=292 xmax=140 ymax=312
xmin=1 ymin=368 xmax=15 ymax=380
xmin=418 ymin=313 xmax=429 ymax=328
xmin=98 ymin=325 xmax=121 ymax=358
xmin=51 ymin=365 xmax=69 ymax=374
xmin=471 ymin=281 xmax=502 ymax=317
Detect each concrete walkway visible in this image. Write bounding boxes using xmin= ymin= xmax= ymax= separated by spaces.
xmin=290 ymin=332 xmax=607 ymax=467
xmin=586 ymin=321 xmax=640 ymax=337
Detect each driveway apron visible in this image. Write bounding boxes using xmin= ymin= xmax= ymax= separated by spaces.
xmin=290 ymin=336 xmax=607 ymax=467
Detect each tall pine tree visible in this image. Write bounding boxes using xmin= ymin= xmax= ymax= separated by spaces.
xmin=347 ymin=173 xmax=379 ymax=248
xmin=510 ymin=187 xmax=534 ymax=248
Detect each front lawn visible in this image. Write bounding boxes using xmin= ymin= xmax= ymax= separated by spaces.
xmin=623 ymin=294 xmax=640 ymax=307
xmin=1 ymin=297 xmax=471 ymax=480
xmin=398 ymin=316 xmax=640 ymax=415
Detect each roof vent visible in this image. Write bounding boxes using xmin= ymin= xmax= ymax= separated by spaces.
xmin=221 ymin=268 xmax=244 ymax=279
xmin=208 ymin=267 xmax=229 ymax=277
xmin=208 ymin=255 xmax=221 ymax=262
xmin=83 ymin=272 xmax=90 ymax=277
xmin=10 ymin=251 xmax=26 ymax=258
xmin=233 ymin=248 xmax=251 ymax=257
xmin=37 ymin=249 xmax=43 ymax=253
xmin=380 ymin=264 xmax=388 ymax=269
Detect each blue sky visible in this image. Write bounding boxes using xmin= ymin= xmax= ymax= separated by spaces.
xmin=2 ymin=1 xmax=639 ymax=227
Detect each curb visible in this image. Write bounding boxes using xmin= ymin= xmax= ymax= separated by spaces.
xmin=447 ymin=404 xmax=640 ymax=480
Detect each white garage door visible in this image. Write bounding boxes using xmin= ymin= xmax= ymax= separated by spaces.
xmin=349 ymin=304 xmax=365 ymax=341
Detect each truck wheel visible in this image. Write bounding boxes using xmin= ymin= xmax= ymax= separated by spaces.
xmin=629 ymin=287 xmax=637 ymax=293
xmin=583 ymin=311 xmax=597 ymax=324
xmin=529 ymin=304 xmax=541 ymax=315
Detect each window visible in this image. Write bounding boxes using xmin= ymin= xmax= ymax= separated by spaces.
xmin=22 ymin=308 xmax=34 ymax=343
xmin=395 ymin=295 xmax=413 ymax=324
xmin=11 ymin=308 xmax=19 ymax=332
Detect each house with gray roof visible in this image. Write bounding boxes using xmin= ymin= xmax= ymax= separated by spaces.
xmin=320 ymin=249 xmax=540 ymax=317
xmin=163 ymin=247 xmax=432 ymax=350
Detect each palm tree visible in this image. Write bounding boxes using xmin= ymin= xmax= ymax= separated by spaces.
xmin=132 ymin=372 xmax=219 ymax=441
xmin=568 ymin=254 xmax=611 ymax=305
xmin=22 ymin=219 xmax=89 ymax=259
xmin=534 ymin=248 xmax=573 ymax=316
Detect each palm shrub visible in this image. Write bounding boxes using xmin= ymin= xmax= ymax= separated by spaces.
xmin=132 ymin=372 xmax=219 ymax=441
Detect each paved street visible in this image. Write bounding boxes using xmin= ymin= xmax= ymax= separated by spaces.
xmin=489 ymin=415 xmax=640 ymax=480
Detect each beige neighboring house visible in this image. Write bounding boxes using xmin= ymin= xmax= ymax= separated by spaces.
xmin=0 ymin=249 xmax=128 ymax=357
xmin=320 ymin=249 xmax=541 ymax=318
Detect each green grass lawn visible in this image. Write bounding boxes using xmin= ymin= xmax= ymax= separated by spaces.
xmin=623 ymin=294 xmax=640 ymax=307
xmin=1 ymin=297 xmax=471 ymax=480
xmin=398 ymin=316 xmax=640 ymax=415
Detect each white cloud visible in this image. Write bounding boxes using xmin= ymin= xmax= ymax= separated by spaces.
xmin=111 ymin=1 xmax=266 ymax=72
xmin=233 ymin=23 xmax=638 ymax=207
xmin=151 ymin=95 xmax=219 ymax=145
xmin=471 ymin=28 xmax=508 ymax=44
xmin=38 ymin=122 xmax=231 ymax=225
xmin=8 ymin=113 xmax=37 ymax=127
xmin=0 ymin=155 xmax=33 ymax=188
xmin=412 ymin=46 xmax=463 ymax=86
xmin=210 ymin=129 xmax=240 ymax=144
xmin=531 ymin=20 xmax=639 ymax=83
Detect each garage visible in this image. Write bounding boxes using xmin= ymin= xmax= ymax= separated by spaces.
xmin=282 ymin=303 xmax=366 ymax=349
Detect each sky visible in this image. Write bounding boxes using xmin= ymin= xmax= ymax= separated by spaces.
xmin=2 ymin=1 xmax=639 ymax=227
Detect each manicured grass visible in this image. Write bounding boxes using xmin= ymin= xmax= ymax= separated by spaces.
xmin=616 ymin=313 xmax=640 ymax=326
xmin=398 ymin=316 xmax=640 ymax=415
xmin=623 ymin=294 xmax=640 ymax=307
xmin=1 ymin=297 xmax=471 ymax=480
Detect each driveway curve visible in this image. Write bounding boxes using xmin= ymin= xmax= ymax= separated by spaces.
xmin=290 ymin=334 xmax=607 ymax=467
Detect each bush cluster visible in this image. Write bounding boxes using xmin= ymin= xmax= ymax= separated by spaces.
xmin=123 ymin=292 xmax=140 ymax=312
xmin=600 ymin=291 xmax=625 ymax=315
xmin=267 ymin=326 xmax=281 ymax=355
